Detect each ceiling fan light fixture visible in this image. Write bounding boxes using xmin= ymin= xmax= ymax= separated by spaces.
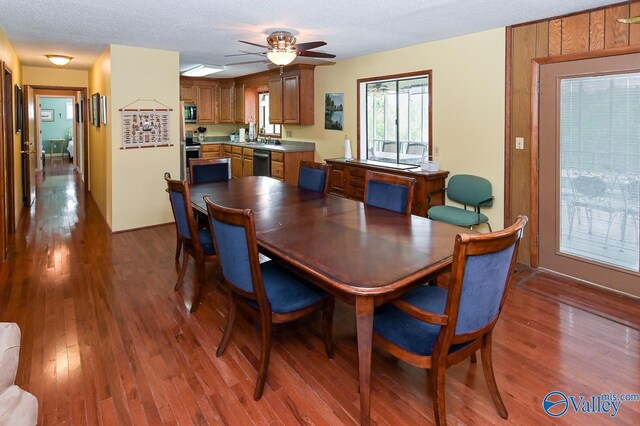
xmin=266 ymin=49 xmax=297 ymax=66
xmin=46 ymin=54 xmax=73 ymax=66
xmin=181 ymin=64 xmax=224 ymax=77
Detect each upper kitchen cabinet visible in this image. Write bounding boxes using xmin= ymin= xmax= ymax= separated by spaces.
xmin=218 ymin=81 xmax=235 ymax=123
xmin=196 ymin=81 xmax=217 ymax=123
xmin=234 ymin=81 xmax=245 ymax=123
xmin=180 ymin=81 xmax=196 ymax=103
xmin=269 ymin=65 xmax=315 ymax=125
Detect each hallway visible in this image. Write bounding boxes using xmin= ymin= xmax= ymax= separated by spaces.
xmin=0 ymin=170 xmax=639 ymax=425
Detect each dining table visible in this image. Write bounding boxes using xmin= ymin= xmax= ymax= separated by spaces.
xmin=190 ymin=176 xmax=462 ymax=425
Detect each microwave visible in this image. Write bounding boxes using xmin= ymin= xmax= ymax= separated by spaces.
xmin=184 ymin=103 xmax=197 ymax=123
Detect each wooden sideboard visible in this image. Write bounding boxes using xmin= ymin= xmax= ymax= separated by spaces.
xmin=325 ymin=159 xmax=449 ymax=216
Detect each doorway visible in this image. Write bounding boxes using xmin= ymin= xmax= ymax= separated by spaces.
xmin=537 ymin=52 xmax=640 ymax=297
xmin=0 ymin=62 xmax=15 ymax=260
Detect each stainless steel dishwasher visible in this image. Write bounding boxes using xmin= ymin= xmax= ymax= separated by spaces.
xmin=253 ymin=149 xmax=271 ymax=177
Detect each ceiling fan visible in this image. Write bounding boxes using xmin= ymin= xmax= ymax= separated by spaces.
xmin=617 ymin=14 xmax=640 ymax=24
xmin=226 ymin=31 xmax=336 ymax=71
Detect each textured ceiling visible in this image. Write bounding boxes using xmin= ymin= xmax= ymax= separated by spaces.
xmin=0 ymin=0 xmax=624 ymax=78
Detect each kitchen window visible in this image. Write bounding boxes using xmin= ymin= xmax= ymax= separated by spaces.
xmin=258 ymin=92 xmax=281 ymax=137
xmin=358 ymin=71 xmax=431 ymax=165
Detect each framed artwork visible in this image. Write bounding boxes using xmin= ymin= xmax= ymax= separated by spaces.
xmin=101 ymin=95 xmax=107 ymax=124
xmin=325 ymin=93 xmax=343 ymax=130
xmin=15 ymin=84 xmax=23 ymax=133
xmin=41 ymin=109 xmax=54 ymax=122
xmin=92 ymin=92 xmax=100 ymax=127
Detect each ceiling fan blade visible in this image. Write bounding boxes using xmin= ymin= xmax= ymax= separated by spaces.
xmin=224 ymin=51 xmax=266 ymax=58
xmin=617 ymin=15 xmax=640 ymax=24
xmin=295 ymin=41 xmax=327 ymax=51
xmin=239 ymin=40 xmax=270 ymax=49
xmin=298 ymin=50 xmax=336 ymax=59
xmin=226 ymin=59 xmax=270 ymax=65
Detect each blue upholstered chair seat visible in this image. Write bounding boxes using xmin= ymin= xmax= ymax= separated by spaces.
xmin=197 ymin=228 xmax=216 ymax=255
xmin=428 ymin=205 xmax=489 ymax=227
xmin=244 ymin=261 xmax=328 ymax=314
xmin=374 ymin=285 xmax=467 ymax=356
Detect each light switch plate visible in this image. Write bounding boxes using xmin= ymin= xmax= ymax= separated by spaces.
xmin=515 ymin=137 xmax=524 ymax=150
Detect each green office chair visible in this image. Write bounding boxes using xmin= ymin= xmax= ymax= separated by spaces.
xmin=427 ymin=174 xmax=494 ymax=231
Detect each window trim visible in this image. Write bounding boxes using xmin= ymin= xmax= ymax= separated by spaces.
xmin=357 ymin=70 xmax=432 ymax=162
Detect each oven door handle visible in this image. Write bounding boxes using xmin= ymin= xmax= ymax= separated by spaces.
xmin=254 ymin=152 xmax=270 ymax=159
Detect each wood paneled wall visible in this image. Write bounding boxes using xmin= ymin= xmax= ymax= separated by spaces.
xmin=507 ymin=1 xmax=640 ymax=265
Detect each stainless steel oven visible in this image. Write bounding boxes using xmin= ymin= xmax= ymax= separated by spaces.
xmin=253 ymin=149 xmax=271 ymax=177
xmin=182 ymin=143 xmax=201 ymax=181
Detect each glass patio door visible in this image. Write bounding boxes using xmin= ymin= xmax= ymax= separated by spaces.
xmin=539 ymin=53 xmax=640 ymax=297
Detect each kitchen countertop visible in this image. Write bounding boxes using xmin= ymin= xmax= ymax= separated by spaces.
xmin=200 ymin=140 xmax=315 ymax=153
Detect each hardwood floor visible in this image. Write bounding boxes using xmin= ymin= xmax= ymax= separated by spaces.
xmin=1 ymin=166 xmax=638 ymax=425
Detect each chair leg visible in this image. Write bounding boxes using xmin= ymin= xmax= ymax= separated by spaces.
xmin=430 ymin=364 xmax=448 ymax=426
xmin=216 ymin=292 xmax=237 ymax=357
xmin=174 ymin=234 xmax=182 ymax=263
xmin=486 ymin=222 xmax=492 ymax=233
xmin=254 ymin=319 xmax=273 ymax=400
xmin=174 ymin=250 xmax=189 ymax=291
xmin=322 ymin=296 xmax=335 ymax=359
xmin=481 ymin=333 xmax=508 ymax=419
xmin=190 ymin=258 xmax=205 ymax=313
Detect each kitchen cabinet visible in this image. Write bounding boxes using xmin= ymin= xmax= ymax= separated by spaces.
xmin=180 ymin=82 xmax=196 ymax=102
xmin=242 ymin=148 xmax=254 ymax=177
xmin=270 ymin=150 xmax=314 ymax=185
xmin=325 ymin=159 xmax=449 ymax=216
xmin=196 ymin=82 xmax=217 ymax=123
xmin=223 ymin=144 xmax=232 ymax=156
xmin=218 ymin=81 xmax=234 ymax=123
xmin=234 ymin=82 xmax=245 ymax=123
xmin=268 ymin=65 xmax=314 ymax=125
xmin=268 ymin=75 xmax=283 ymax=124
xmin=201 ymin=144 xmax=221 ymax=158
xmin=231 ymin=146 xmax=242 ymax=178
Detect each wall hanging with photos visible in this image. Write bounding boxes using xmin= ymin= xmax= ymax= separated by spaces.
xmin=119 ymin=99 xmax=173 ymax=149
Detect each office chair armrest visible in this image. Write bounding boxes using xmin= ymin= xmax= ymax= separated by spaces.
xmin=392 ymin=300 xmax=449 ymax=325
xmin=426 ymin=187 xmax=447 ymax=208
xmin=475 ymin=196 xmax=494 ymax=208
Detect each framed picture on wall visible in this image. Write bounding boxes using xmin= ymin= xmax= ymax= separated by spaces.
xmin=101 ymin=95 xmax=107 ymax=124
xmin=92 ymin=92 xmax=100 ymax=128
xmin=15 ymin=84 xmax=23 ymax=133
xmin=41 ymin=109 xmax=54 ymax=122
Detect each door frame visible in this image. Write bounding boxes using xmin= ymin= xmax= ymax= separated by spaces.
xmin=530 ymin=45 xmax=640 ymax=268
xmin=0 ymin=61 xmax=15 ymax=260
xmin=31 ymin=86 xmax=89 ymax=189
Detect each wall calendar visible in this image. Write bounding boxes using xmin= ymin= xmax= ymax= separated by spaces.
xmin=119 ymin=99 xmax=173 ymax=149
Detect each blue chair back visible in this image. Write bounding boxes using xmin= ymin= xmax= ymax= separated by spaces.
xmin=447 ymin=174 xmax=493 ymax=207
xmin=169 ymin=190 xmax=191 ymax=240
xmin=190 ymin=158 xmax=231 ymax=184
xmin=454 ymin=244 xmax=516 ymax=335
xmin=299 ymin=167 xmax=327 ymax=192
xmin=365 ymin=180 xmax=409 ymax=214
xmin=209 ymin=217 xmax=255 ymax=294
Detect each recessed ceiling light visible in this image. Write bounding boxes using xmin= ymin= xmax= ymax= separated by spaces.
xmin=181 ymin=65 xmax=224 ymax=77
xmin=46 ymin=54 xmax=73 ymax=66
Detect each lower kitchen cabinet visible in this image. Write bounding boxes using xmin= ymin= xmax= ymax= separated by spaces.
xmin=242 ymin=148 xmax=254 ymax=177
xmin=201 ymin=144 xmax=221 ymax=158
xmin=231 ymin=146 xmax=243 ymax=178
xmin=325 ymin=159 xmax=449 ymax=216
xmin=270 ymin=151 xmax=314 ymax=186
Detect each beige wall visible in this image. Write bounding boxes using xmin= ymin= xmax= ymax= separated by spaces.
xmin=88 ymin=47 xmax=112 ymax=226
xmin=0 ymin=27 xmax=23 ymax=229
xmin=22 ymin=66 xmax=88 ymax=88
xmin=286 ymin=28 xmax=506 ymax=229
xmin=110 ymin=44 xmax=179 ymax=232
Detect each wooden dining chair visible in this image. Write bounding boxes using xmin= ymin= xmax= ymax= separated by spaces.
xmin=164 ymin=172 xmax=217 ymax=312
xmin=204 ymin=195 xmax=334 ymax=400
xmin=298 ymin=161 xmax=332 ymax=194
xmin=372 ymin=216 xmax=528 ymax=426
xmin=364 ymin=170 xmax=416 ymax=215
xmin=189 ymin=157 xmax=231 ymax=184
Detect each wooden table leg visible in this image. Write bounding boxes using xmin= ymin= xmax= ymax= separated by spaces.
xmin=356 ymin=296 xmax=374 ymax=426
